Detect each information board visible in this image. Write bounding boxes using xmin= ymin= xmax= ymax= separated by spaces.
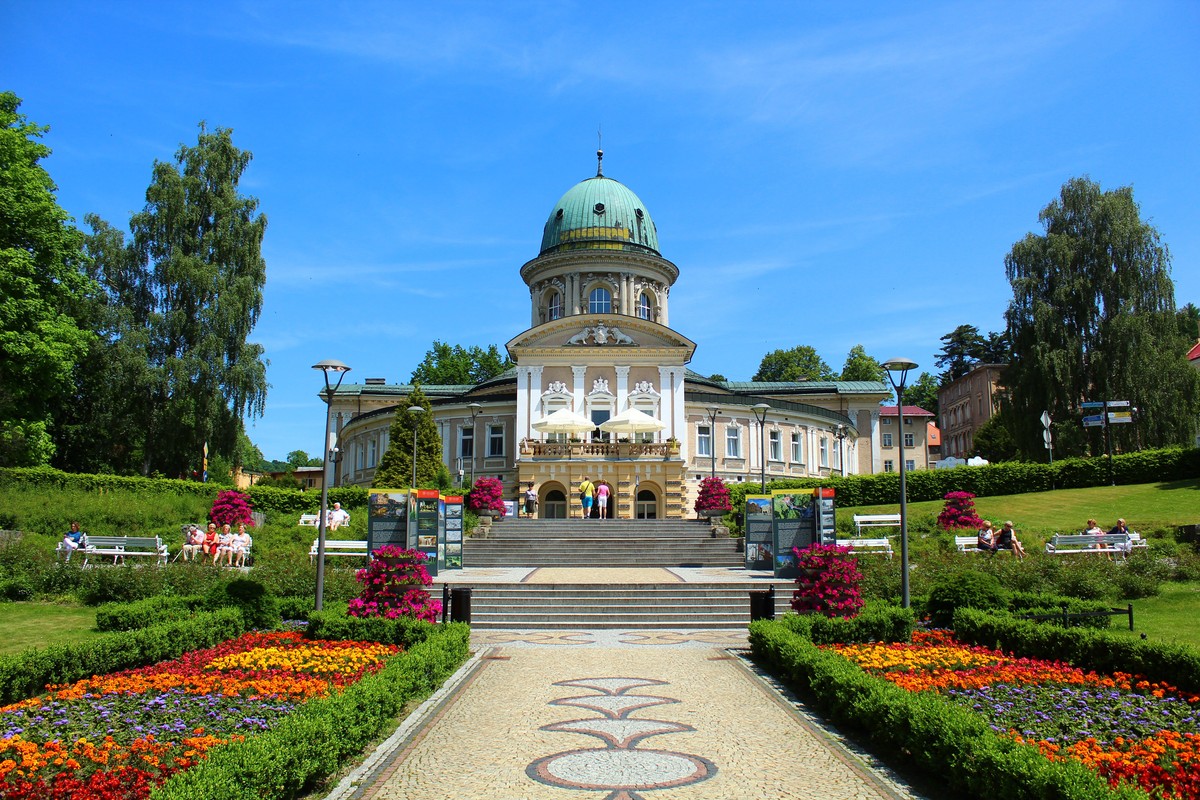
xmin=367 ymin=489 xmax=410 ymax=553
xmin=772 ymin=489 xmax=816 ymax=578
xmin=443 ymin=495 xmax=463 ymax=569
xmin=412 ymin=489 xmax=442 ymax=576
xmin=813 ymin=487 xmax=836 ymax=546
xmin=743 ymin=495 xmax=774 ymax=570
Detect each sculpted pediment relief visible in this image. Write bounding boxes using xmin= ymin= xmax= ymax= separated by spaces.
xmin=507 ymin=316 xmax=696 ymax=354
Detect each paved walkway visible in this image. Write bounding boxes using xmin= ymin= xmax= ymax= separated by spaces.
xmin=325 ymin=631 xmax=927 ymax=800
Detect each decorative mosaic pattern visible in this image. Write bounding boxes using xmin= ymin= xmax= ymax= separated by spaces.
xmin=526 ymin=677 xmax=716 ymax=800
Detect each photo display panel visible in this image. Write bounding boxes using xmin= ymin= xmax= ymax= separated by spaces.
xmin=743 ymin=494 xmax=774 ymax=570
xmin=367 ymin=489 xmax=410 ymax=553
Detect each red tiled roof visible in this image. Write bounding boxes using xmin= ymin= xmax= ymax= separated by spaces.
xmin=879 ymin=405 xmax=934 ymax=417
xmin=1188 ymin=340 xmax=1200 ymax=361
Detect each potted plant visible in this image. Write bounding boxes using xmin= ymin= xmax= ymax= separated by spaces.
xmin=466 ymin=477 xmax=506 ymax=519
xmin=694 ymin=476 xmax=732 ymax=520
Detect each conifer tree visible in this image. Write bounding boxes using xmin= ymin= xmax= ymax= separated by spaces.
xmin=373 ymin=386 xmax=444 ymax=488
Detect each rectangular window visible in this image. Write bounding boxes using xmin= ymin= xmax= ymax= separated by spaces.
xmin=883 ymin=459 xmax=894 ymax=473
xmin=355 ymin=444 xmax=364 ymax=470
xmin=904 ymin=416 xmax=912 ymax=426
xmin=367 ymin=439 xmax=377 ymax=468
xmin=882 ymin=432 xmax=893 ymax=447
xmin=769 ymin=430 xmax=782 ymax=461
xmin=905 ymin=459 xmax=916 ymax=471
xmin=488 ymin=424 xmax=504 ymax=457
xmin=725 ymin=426 xmax=741 ymax=458
xmin=819 ymin=438 xmax=829 ymax=467
xmin=904 ymin=433 xmax=915 ymax=448
xmin=697 ymin=425 xmax=712 ymax=457
xmin=790 ymin=432 xmax=803 ymax=463
xmin=882 ymin=417 xmax=892 ymax=425
xmin=460 ymin=427 xmax=474 ymax=458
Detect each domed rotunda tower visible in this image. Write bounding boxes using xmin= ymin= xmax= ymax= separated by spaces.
xmin=521 ymin=151 xmax=678 ymax=327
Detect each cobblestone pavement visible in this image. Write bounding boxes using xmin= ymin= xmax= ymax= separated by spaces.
xmin=328 ymin=638 xmax=928 ymax=800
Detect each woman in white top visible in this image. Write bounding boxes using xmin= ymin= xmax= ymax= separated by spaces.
xmin=232 ymin=524 xmax=252 ymax=567
xmin=215 ymin=524 xmax=235 ymax=565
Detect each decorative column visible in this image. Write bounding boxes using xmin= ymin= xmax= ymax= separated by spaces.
xmin=572 ymin=366 xmax=588 ymax=414
xmin=870 ymin=409 xmax=882 ymax=473
xmin=614 ymin=366 xmax=630 ymax=411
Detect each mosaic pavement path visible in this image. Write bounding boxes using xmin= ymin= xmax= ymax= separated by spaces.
xmin=326 ymin=631 xmax=928 ymax=800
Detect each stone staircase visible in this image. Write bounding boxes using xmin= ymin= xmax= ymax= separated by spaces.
xmin=450 ymin=519 xmax=794 ymax=628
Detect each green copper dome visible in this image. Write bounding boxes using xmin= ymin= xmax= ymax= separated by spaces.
xmin=540 ymin=171 xmax=660 ymax=257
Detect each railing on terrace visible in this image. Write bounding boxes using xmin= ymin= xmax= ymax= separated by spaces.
xmin=520 ymin=441 xmax=676 ymax=460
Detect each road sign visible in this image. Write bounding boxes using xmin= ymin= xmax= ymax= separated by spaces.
xmin=1040 ymin=411 xmax=1051 ymax=429
xmin=1108 ymin=411 xmax=1133 ymax=424
xmin=1081 ymin=401 xmax=1105 ymax=409
xmin=1043 ymin=430 xmax=1053 ymax=444
xmin=1107 ymin=400 xmax=1131 ymax=408
xmin=1082 ymin=415 xmax=1105 ymax=427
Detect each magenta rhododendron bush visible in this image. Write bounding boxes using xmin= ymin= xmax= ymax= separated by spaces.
xmin=936 ymin=491 xmax=984 ymax=530
xmin=694 ymin=476 xmax=732 ymax=513
xmin=210 ymin=489 xmax=255 ymax=527
xmin=466 ymin=477 xmax=506 ymax=517
xmin=348 ymin=546 xmax=442 ymax=622
xmin=790 ymin=543 xmax=864 ymax=618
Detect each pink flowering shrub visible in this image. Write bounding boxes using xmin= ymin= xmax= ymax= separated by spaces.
xmin=347 ymin=545 xmax=442 ymax=622
xmin=210 ymin=489 xmax=255 ymax=527
xmin=466 ymin=476 xmax=506 ymax=517
xmin=937 ymin=491 xmax=985 ymax=530
xmin=694 ymin=476 xmax=732 ymax=514
xmin=790 ymin=543 xmax=864 ymax=618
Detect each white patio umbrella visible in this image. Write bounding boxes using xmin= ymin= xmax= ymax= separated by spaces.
xmin=599 ymin=407 xmax=667 ymax=436
xmin=531 ymin=408 xmax=597 ymax=435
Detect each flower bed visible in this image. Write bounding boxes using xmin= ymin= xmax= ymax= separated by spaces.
xmin=0 ymin=630 xmax=399 ymax=799
xmin=832 ymin=630 xmax=1200 ymax=798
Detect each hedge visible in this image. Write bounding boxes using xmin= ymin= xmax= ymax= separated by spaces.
xmin=953 ymin=608 xmax=1200 ymax=695
xmin=776 ymin=601 xmax=914 ymax=643
xmin=749 ymin=619 xmax=1148 ymax=800
xmin=0 ymin=608 xmax=245 ymax=705
xmin=728 ymin=446 xmax=1200 ymax=510
xmin=152 ymin=621 xmax=471 ymax=800
xmin=95 ymin=595 xmax=204 ymax=632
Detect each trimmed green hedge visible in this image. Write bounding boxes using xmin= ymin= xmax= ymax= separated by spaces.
xmin=777 ymin=601 xmax=914 ymax=643
xmin=0 ymin=608 xmax=245 ymax=704
xmin=728 ymin=446 xmax=1200 ymax=510
xmin=95 ymin=595 xmax=203 ymax=632
xmin=749 ymin=619 xmax=1147 ymax=800
xmin=152 ymin=621 xmax=471 ymax=800
xmin=954 ymin=608 xmax=1200 ymax=694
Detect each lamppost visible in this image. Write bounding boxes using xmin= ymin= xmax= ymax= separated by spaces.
xmin=751 ymin=403 xmax=770 ymax=491
xmin=706 ymin=405 xmax=720 ymax=479
xmin=834 ymin=424 xmax=847 ymax=477
xmin=311 ymin=358 xmax=351 ymax=612
xmin=408 ymin=406 xmax=424 ymax=489
xmin=882 ymin=358 xmax=918 ymax=609
xmin=467 ymin=402 xmax=482 ymax=488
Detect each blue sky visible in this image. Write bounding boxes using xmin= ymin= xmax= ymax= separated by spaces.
xmin=6 ymin=2 xmax=1198 ymax=462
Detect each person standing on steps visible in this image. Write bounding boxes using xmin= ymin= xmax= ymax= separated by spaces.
xmin=596 ymin=482 xmax=610 ymax=519
xmin=523 ymin=482 xmax=538 ymax=518
xmin=578 ymin=475 xmax=596 ymax=519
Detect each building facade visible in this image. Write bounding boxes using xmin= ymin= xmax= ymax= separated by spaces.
xmin=937 ymin=363 xmax=1005 ymax=459
xmin=327 ymin=157 xmax=894 ymax=517
xmin=877 ymin=406 xmax=936 ymax=472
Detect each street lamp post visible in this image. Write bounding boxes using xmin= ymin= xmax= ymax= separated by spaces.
xmin=311 ymin=359 xmax=351 ymax=612
xmin=751 ymin=403 xmax=770 ymax=491
xmin=467 ymin=403 xmax=482 ymax=488
xmin=408 ymin=406 xmax=424 ymax=489
xmin=882 ymin=358 xmax=918 ymax=609
xmin=834 ymin=424 xmax=847 ymax=477
xmin=705 ymin=405 xmax=720 ymax=479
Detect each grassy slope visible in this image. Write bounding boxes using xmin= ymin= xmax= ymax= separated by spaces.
xmin=0 ymin=603 xmax=100 ymax=655
xmin=841 ymin=477 xmax=1200 ymax=535
xmin=1107 ymin=581 xmax=1200 ymax=649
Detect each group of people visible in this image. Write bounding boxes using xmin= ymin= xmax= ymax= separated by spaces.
xmin=181 ymin=522 xmax=252 ymax=566
xmin=578 ymin=476 xmax=610 ymax=519
xmin=976 ymin=520 xmax=1028 ymax=559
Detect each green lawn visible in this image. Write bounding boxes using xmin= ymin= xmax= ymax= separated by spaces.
xmin=842 ymin=477 xmax=1200 ymax=536
xmin=0 ymin=602 xmax=100 ymax=655
xmin=1109 ymin=581 xmax=1200 ymax=650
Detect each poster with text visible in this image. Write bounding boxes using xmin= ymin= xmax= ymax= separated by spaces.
xmin=744 ymin=495 xmax=774 ymax=570
xmin=441 ymin=496 xmax=464 ymax=570
xmin=367 ymin=489 xmax=410 ymax=553
xmin=771 ymin=489 xmax=815 ymax=578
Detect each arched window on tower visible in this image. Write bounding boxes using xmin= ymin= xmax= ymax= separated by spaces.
xmin=637 ymin=292 xmax=653 ymax=320
xmin=547 ymin=291 xmax=562 ymax=321
xmin=588 ymin=287 xmax=612 ymax=314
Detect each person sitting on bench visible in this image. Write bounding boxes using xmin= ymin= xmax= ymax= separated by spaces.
xmin=977 ymin=521 xmax=997 ymax=554
xmin=61 ymin=522 xmax=87 ymax=562
xmin=995 ymin=520 xmax=1027 ymax=559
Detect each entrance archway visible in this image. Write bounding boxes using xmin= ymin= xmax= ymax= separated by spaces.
xmin=635 ymin=488 xmax=659 ymax=519
xmin=543 ymin=488 xmax=567 ymax=519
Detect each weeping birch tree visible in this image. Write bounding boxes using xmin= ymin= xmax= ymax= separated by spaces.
xmin=1002 ymin=177 xmax=1199 ymax=458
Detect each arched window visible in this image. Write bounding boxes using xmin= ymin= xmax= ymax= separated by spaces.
xmin=588 ymin=287 xmax=612 ymax=314
xmin=637 ymin=292 xmax=653 ymax=320
xmin=547 ymin=291 xmax=562 ymax=321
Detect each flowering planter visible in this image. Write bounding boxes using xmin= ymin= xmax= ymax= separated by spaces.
xmin=697 ymin=508 xmax=728 ymax=519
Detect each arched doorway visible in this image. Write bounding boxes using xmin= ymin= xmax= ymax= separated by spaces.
xmin=635 ymin=488 xmax=659 ymax=519
xmin=588 ymin=481 xmax=613 ymax=519
xmin=543 ymin=488 xmax=567 ymax=519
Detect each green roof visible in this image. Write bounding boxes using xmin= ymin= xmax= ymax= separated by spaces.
xmin=540 ymin=175 xmax=659 ymax=256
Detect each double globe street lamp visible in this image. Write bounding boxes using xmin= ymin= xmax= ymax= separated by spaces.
xmin=882 ymin=358 xmax=918 ymax=609
xmin=312 ymin=359 xmax=351 ymax=612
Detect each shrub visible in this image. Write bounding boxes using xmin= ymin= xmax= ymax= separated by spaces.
xmin=925 ymin=570 xmax=1007 ymax=627
xmin=694 ymin=476 xmax=732 ymax=514
xmin=346 ymin=546 xmax=441 ymax=622
xmin=211 ymin=489 xmax=255 ymax=527
xmin=205 ymin=578 xmax=280 ymax=630
xmin=95 ymin=595 xmax=202 ymax=632
xmin=778 ymin=600 xmax=914 ymax=643
xmin=465 ymin=477 xmax=506 ymax=517
xmin=936 ymin=491 xmax=984 ymax=530
xmin=790 ymin=543 xmax=864 ymax=618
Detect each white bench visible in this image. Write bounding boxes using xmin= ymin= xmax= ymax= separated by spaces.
xmin=955 ymin=535 xmax=991 ymax=553
xmin=845 ymin=538 xmax=893 ymax=559
xmin=1129 ymin=533 xmax=1148 ymax=550
xmin=1046 ymin=533 xmax=1132 ymax=559
xmin=81 ymin=535 xmax=168 ymax=566
xmin=299 ymin=514 xmax=320 ymax=526
xmin=853 ymin=514 xmax=901 ymax=536
xmin=309 ymin=539 xmax=369 ymax=563
xmin=56 ymin=536 xmax=88 ymax=561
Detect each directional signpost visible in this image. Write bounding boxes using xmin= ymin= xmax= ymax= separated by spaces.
xmin=1040 ymin=410 xmax=1053 ymax=465
xmin=1081 ymin=400 xmax=1129 ymax=486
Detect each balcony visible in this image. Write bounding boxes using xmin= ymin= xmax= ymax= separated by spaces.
xmin=520 ymin=440 xmax=676 ymax=460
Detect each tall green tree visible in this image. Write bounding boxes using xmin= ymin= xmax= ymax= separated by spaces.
xmin=753 ymin=346 xmax=835 ymax=382
xmin=1002 ymin=177 xmax=1200 ymax=458
xmin=0 ymin=92 xmax=95 ymax=465
xmin=124 ymin=123 xmax=268 ymax=476
xmin=287 ymin=450 xmax=322 ymax=468
xmin=934 ymin=325 xmax=987 ymax=382
xmin=410 ymin=341 xmax=513 ymax=385
xmin=902 ymin=372 xmax=941 ymax=419
xmin=838 ymin=344 xmax=886 ymax=382
xmin=373 ymin=386 xmax=444 ymax=488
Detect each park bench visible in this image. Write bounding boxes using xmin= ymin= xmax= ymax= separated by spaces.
xmin=55 ymin=535 xmax=88 ymax=561
xmin=955 ymin=535 xmax=986 ymax=553
xmin=1045 ymin=533 xmax=1132 ymax=559
xmin=298 ymin=514 xmax=320 ymax=526
xmin=844 ymin=538 xmax=893 ymax=559
xmin=852 ymin=514 xmax=901 ymax=536
xmin=309 ymin=539 xmax=369 ymax=563
xmin=82 ymin=535 xmax=169 ymax=566
xmin=1129 ymin=533 xmax=1148 ymax=550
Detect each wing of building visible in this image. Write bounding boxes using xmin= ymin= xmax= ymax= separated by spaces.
xmin=327 ymin=154 xmax=892 ymax=518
